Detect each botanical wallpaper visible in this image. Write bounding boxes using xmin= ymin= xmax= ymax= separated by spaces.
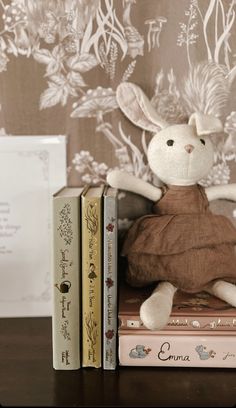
xmin=1 ymin=0 xmax=236 ymax=225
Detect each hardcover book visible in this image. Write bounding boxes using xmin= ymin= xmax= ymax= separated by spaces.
xmin=103 ymin=186 xmax=118 ymax=370
xmin=0 ymin=135 xmax=66 ymax=317
xmin=119 ymin=282 xmax=236 ymax=332
xmin=52 ymin=187 xmax=84 ymax=370
xmin=81 ymin=185 xmax=104 ymax=368
xmin=119 ymin=333 xmax=236 ymax=368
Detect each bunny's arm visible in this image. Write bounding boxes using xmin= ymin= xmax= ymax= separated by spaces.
xmin=205 ymin=184 xmax=236 ymax=202
xmin=107 ymin=170 xmax=162 ymax=202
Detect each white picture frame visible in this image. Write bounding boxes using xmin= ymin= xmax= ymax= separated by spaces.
xmin=0 ymin=135 xmax=67 ymax=317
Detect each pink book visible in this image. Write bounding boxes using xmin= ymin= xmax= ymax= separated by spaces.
xmin=119 ymin=332 xmax=236 ymax=368
xmin=119 ymin=282 xmax=236 ymax=332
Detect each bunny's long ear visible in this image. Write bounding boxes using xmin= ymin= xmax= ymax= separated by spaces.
xmin=188 ymin=112 xmax=223 ymax=135
xmin=116 ymin=82 xmax=168 ymax=132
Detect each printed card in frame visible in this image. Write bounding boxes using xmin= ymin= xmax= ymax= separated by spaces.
xmin=0 ymin=135 xmax=67 ymax=317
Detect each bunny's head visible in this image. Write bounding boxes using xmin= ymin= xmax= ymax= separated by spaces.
xmin=117 ymin=82 xmax=223 ymax=186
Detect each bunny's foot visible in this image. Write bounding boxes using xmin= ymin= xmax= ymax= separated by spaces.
xmin=140 ymin=281 xmax=177 ymax=331
xmin=205 ymin=280 xmax=236 ymax=307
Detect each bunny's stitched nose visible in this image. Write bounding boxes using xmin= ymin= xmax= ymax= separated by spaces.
xmin=184 ymin=144 xmax=194 ymax=154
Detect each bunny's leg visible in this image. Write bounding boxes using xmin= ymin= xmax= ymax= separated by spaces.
xmin=205 ymin=280 xmax=236 ymax=307
xmin=140 ymin=281 xmax=177 ymax=331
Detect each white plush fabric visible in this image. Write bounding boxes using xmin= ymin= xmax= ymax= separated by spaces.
xmin=116 ymin=82 xmax=168 ymax=132
xmin=107 ymin=170 xmax=162 ymax=201
xmin=147 ymin=124 xmax=214 ymax=186
xmin=206 ymin=281 xmax=236 ymax=307
xmin=188 ymin=112 xmax=223 ymax=135
xmin=206 ymin=184 xmax=236 ymax=202
xmin=140 ymin=282 xmax=177 ymax=330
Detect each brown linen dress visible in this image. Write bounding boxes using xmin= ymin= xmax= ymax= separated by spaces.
xmin=121 ymin=184 xmax=236 ymax=293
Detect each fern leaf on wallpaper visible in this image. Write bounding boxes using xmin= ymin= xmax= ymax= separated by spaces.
xmin=182 ymin=61 xmax=230 ymax=117
xmin=121 ymin=61 xmax=137 ymax=82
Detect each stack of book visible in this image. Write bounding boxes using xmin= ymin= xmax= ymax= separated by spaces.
xmin=52 ymin=185 xmax=118 ymax=370
xmin=118 ymin=281 xmax=236 ymax=367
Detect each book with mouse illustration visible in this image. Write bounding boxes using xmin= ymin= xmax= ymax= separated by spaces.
xmin=119 ymin=282 xmax=236 ymax=332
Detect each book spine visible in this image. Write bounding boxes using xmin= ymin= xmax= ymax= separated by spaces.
xmin=82 ymin=195 xmax=102 ymax=368
xmin=119 ymin=314 xmax=236 ymax=332
xmin=52 ymin=196 xmax=80 ymax=370
xmin=119 ymin=333 xmax=236 ymax=367
xmin=103 ymin=194 xmax=118 ymax=370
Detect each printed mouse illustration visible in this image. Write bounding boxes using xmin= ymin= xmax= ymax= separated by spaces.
xmin=129 ymin=345 xmax=151 ymax=359
xmin=195 ymin=345 xmax=216 ymax=360
xmin=107 ymin=81 xmax=236 ymax=331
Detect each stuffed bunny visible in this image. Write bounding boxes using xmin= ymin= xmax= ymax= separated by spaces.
xmin=107 ymin=82 xmax=236 ymax=331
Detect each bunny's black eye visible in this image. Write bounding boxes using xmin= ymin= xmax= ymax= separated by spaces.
xmin=167 ymin=139 xmax=174 ymax=146
xmin=200 ymin=139 xmax=205 ymax=145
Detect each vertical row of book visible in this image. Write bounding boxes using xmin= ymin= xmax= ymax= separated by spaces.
xmin=52 ymin=185 xmax=118 ymax=370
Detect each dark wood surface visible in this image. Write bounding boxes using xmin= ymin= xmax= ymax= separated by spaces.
xmin=0 ymin=317 xmax=236 ymax=407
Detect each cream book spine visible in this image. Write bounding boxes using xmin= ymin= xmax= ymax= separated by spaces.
xmin=103 ymin=186 xmax=118 ymax=369
xmin=52 ymin=187 xmax=83 ymax=370
xmin=81 ymin=185 xmax=104 ymax=368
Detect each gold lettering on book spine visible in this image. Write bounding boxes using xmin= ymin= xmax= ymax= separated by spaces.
xmin=82 ymin=197 xmax=101 ymax=367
